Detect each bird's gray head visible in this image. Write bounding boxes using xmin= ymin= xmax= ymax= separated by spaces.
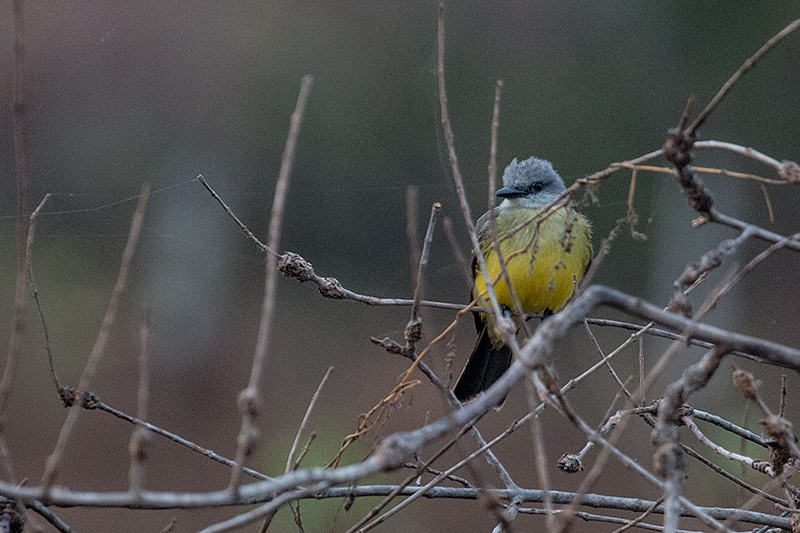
xmin=496 ymin=157 xmax=567 ymax=209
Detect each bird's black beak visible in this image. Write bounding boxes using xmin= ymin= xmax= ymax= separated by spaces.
xmin=495 ymin=186 xmax=526 ymax=199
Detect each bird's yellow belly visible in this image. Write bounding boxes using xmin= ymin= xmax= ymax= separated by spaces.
xmin=473 ymin=210 xmax=590 ymax=315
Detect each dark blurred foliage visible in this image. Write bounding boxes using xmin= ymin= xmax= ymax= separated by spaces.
xmin=0 ymin=1 xmax=799 ymax=531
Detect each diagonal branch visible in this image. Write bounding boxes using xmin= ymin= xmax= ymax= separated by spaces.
xmin=41 ymin=184 xmax=150 ymax=493
xmin=228 ymin=74 xmax=313 ymax=492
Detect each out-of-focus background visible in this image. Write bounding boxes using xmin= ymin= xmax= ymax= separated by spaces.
xmin=1 ymin=2 xmax=799 ymax=531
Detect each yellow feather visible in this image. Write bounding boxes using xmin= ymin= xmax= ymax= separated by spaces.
xmin=473 ymin=204 xmax=592 ymax=323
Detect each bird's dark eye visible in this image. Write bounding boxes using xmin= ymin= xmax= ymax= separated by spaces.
xmin=529 ymin=182 xmax=544 ymax=194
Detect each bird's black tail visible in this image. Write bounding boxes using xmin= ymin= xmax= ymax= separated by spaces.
xmin=453 ymin=324 xmax=513 ymax=402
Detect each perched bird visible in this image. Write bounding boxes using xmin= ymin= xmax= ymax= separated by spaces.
xmin=453 ymin=157 xmax=592 ymax=402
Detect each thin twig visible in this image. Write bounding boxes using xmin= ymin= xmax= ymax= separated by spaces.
xmin=200 ymin=482 xmax=332 ymax=533
xmin=698 ymin=140 xmax=775 ymax=166
xmin=405 ymin=202 xmax=441 ymax=354
xmin=96 ymin=400 xmax=272 ymax=481
xmin=521 ymin=505 xmax=693 ymax=533
xmin=0 ymin=479 xmax=790 ymax=529
xmin=228 ymin=74 xmax=313 ymax=492
xmin=197 ymin=175 xmax=271 ymax=255
xmin=691 ymin=409 xmax=766 ymax=447
xmin=688 ymin=19 xmax=800 ymax=134
xmin=613 ymin=161 xmax=784 ymax=186
xmin=526 ymin=384 xmax=555 ymax=532
xmin=1 ymin=0 xmax=33 ymax=484
xmin=582 ymin=319 xmax=635 ymax=403
xmin=41 ymin=183 xmax=150 ymax=492
xmin=610 ymin=495 xmax=666 ymax=533
xmin=553 ymin=399 xmax=636 ymax=533
xmin=483 ymin=79 xmax=530 ymax=341
xmin=699 ymin=233 xmax=800 ymax=315
xmin=581 ymin=148 xmax=665 ymax=184
xmin=25 ymin=194 xmax=58 ymax=393
xmin=656 ymin=346 xmax=731 ymax=533
xmin=260 ymin=366 xmax=332 ymax=533
xmin=488 ymin=80 xmax=502 ymax=204
xmin=683 ymin=417 xmax=774 ymax=477
xmin=347 ymin=416 xmax=482 ymax=533
xmin=285 ymin=366 xmax=332 ymax=474
xmin=436 ymin=3 xmax=504 ymax=324
xmin=711 ymin=210 xmax=800 ymax=252
xmin=680 ymin=443 xmax=785 ymax=506
xmin=638 ymin=334 xmax=646 ymax=405
xmin=356 ymin=417 xmax=525 ymax=533
xmin=25 ymin=498 xmax=72 ymax=532
xmin=128 ymin=308 xmax=152 ymax=493
xmin=4 ymin=0 xmax=32 ymax=419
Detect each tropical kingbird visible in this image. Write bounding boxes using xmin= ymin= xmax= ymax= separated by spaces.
xmin=453 ymin=157 xmax=593 ymax=401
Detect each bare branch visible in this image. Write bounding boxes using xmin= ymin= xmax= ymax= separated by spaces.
xmin=197 ymin=175 xmax=270 ymax=254
xmin=655 ymin=346 xmax=730 ymax=532
xmin=0 ymin=479 xmax=789 ymax=529
xmin=688 ymin=19 xmax=800 ymax=134
xmin=285 ymin=366 xmax=333 ymax=475
xmin=96 ymin=400 xmax=272 ymax=481
xmin=41 ymin=183 xmax=150 ymax=492
xmin=128 ymin=308 xmax=152 ymax=493
xmin=436 ymin=3 xmax=506 ymax=330
xmin=0 ymin=0 xmax=34 ymax=484
xmin=405 ymin=202 xmax=441 ymax=354
xmin=24 ymin=194 xmax=57 ymax=394
xmin=229 ymin=74 xmax=313 ymax=492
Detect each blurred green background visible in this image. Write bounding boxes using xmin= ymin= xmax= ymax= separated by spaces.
xmin=1 ymin=1 xmax=799 ymax=531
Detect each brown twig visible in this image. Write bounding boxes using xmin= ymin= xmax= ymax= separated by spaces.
xmin=612 ymin=161 xmax=784 ymax=185
xmin=354 ymin=417 xmax=523 ymax=533
xmin=405 ymin=202 xmax=441 ymax=354
xmin=25 ymin=194 xmax=58 ymax=394
xmin=197 ymin=175 xmax=271 ymax=255
xmin=710 ymin=210 xmax=800 ymax=252
xmin=526 ymin=383 xmax=555 ymax=531
xmin=700 ymin=233 xmax=800 ymax=316
xmin=436 ymin=3 xmax=505 ymax=328
xmin=581 ymin=148 xmax=665 ymax=184
xmin=346 ymin=416 xmax=482 ymax=533
xmin=484 ymin=79 xmax=530 ymax=343
xmin=228 ymin=74 xmax=313 ymax=493
xmin=96 ymin=399 xmax=272 ymax=481
xmin=0 ymin=0 xmax=33 ymax=486
xmin=655 ymin=346 xmax=731 ymax=531
xmin=688 ymin=19 xmax=800 ymax=135
xmin=286 ymin=366 xmax=332 ymax=474
xmin=128 ymin=308 xmax=152 ymax=493
xmin=779 ymin=375 xmax=787 ymax=418
xmin=260 ymin=365 xmax=332 ymax=532
xmin=610 ymin=495 xmax=666 ymax=533
xmin=6 ymin=0 xmax=32 ymax=387
xmin=625 ymin=169 xmax=648 ymax=240
xmin=41 ymin=183 xmax=150 ymax=492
